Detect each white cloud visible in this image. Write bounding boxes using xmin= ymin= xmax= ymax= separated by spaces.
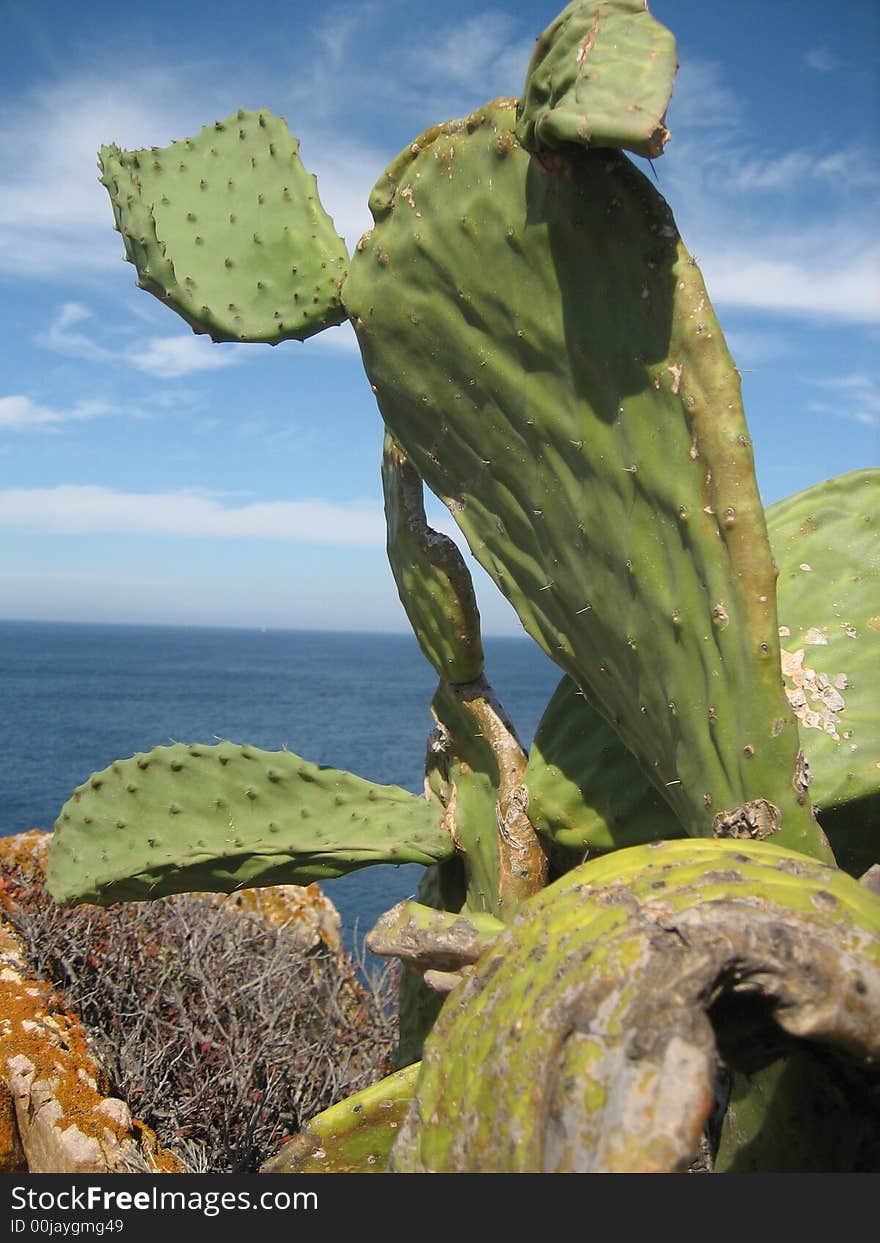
xmin=804 ymin=48 xmax=839 ymax=73
xmin=0 ymin=395 xmax=112 ymax=429
xmin=723 ymin=329 xmax=793 ymax=369
xmin=728 ymin=148 xmax=880 ymax=193
xmin=0 ymin=485 xmax=385 ymax=546
xmin=0 ymin=58 xmax=377 ymax=281
xmin=126 ymin=335 xmax=246 ymax=380
xmin=699 ymin=246 xmax=880 ymax=322
xmin=306 ymin=319 xmax=360 ymax=354
xmin=657 ymin=70 xmax=880 ymax=325
xmin=665 ymin=58 xmax=742 ymax=133
xmin=804 ymin=373 xmax=880 ymax=427
xmin=0 ymin=69 xmax=231 ymax=279
xmin=419 ymin=13 xmax=533 ymax=95
xmin=40 ymin=302 xmax=248 ymax=378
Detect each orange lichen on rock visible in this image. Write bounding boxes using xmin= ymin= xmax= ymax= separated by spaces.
xmin=216 ymin=881 xmax=343 ymax=952
xmin=0 ymin=831 xmax=185 ymax=1173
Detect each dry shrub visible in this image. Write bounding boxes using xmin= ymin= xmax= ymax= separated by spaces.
xmin=3 ymin=864 xmax=398 ymax=1172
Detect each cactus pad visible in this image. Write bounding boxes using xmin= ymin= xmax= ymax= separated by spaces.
xmin=524 ymin=471 xmax=879 ymax=873
xmin=714 ymin=1052 xmax=880 ymax=1173
xmin=524 ymin=674 xmax=684 ymax=856
xmin=346 ymin=101 xmax=821 ymax=855
xmin=516 ymin=0 xmax=677 ymax=158
xmin=769 ymin=469 xmax=879 ymax=875
xmin=47 ymin=741 xmax=452 ymax=905
xmin=100 ymin=109 xmax=349 ymax=343
xmin=261 ymin=1064 xmax=420 ymax=1174
xmin=389 ymin=838 xmax=880 ymax=1172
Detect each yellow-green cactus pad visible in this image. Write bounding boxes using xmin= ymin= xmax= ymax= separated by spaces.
xmin=390 ymin=838 xmax=880 ymax=1172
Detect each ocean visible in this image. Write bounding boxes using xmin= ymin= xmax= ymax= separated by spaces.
xmin=0 ymin=620 xmax=560 ymax=949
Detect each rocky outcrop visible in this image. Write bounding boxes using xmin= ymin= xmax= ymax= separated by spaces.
xmin=0 ymin=894 xmax=180 ymax=1172
xmin=214 ymin=882 xmax=342 ymax=953
xmin=0 ymin=828 xmax=353 ymax=1173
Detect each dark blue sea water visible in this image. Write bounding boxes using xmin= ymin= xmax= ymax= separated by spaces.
xmin=0 ymin=621 xmax=559 ymax=949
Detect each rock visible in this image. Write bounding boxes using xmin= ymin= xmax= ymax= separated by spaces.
xmin=0 ymin=1076 xmax=26 ymax=1172
xmin=214 ymin=882 xmax=343 ymax=953
xmin=0 ymin=832 xmax=184 ymax=1173
xmin=0 ymin=828 xmax=351 ymax=1172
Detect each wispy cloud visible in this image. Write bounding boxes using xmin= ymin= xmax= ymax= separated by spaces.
xmin=418 ymin=12 xmax=535 ymax=96
xmin=723 ymin=329 xmax=794 ymax=369
xmin=698 ymin=243 xmax=880 ymax=322
xmin=0 ymin=485 xmax=385 ymax=546
xmin=659 ymin=58 xmax=880 ymax=324
xmin=0 ymin=67 xmax=233 ymax=279
xmin=804 ymin=373 xmax=880 ymax=427
xmin=0 ymin=395 xmax=113 ymax=430
xmin=728 ymin=148 xmax=880 ymax=193
xmin=40 ymin=302 xmax=247 ymax=379
xmin=804 ymin=48 xmax=839 ymax=73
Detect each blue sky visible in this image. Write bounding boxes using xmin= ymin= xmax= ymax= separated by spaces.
xmin=1 ymin=0 xmax=877 ymax=634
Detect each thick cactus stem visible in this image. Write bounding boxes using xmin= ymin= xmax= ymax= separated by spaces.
xmin=429 ymin=676 xmax=547 ymax=919
xmin=99 ymin=109 xmax=349 ymax=344
xmin=382 ymin=433 xmax=484 ymax=683
xmin=390 ymin=838 xmax=880 ymax=1172
xmin=515 ymin=0 xmax=678 ymax=158
xmin=47 ymin=741 xmax=453 ymax=906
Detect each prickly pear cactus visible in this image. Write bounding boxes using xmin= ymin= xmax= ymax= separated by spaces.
xmin=47 ymin=741 xmax=453 ymax=905
xmin=345 ymin=98 xmax=825 ymax=859
xmin=100 ymin=109 xmax=350 ymax=343
xmin=66 ymin=2 xmax=879 ymax=1176
xmin=769 ymin=469 xmax=879 ymax=876
xmin=524 ymin=673 xmax=684 ymax=860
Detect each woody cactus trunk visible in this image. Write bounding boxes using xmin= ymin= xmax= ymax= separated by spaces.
xmin=47 ymin=0 xmax=879 ymax=1173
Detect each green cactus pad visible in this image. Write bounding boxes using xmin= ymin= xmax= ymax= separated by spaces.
xmin=769 ymin=469 xmax=879 ymax=875
xmin=525 ymin=674 xmax=684 ymax=856
xmin=516 ymin=0 xmax=677 ymax=158
xmin=389 ymin=838 xmax=880 ymax=1172
xmin=525 ymin=471 xmax=879 ymax=873
xmin=99 ymin=109 xmax=349 ymax=343
xmin=346 ymin=101 xmax=822 ymax=856
xmin=382 ymin=433 xmax=484 ymax=682
xmin=714 ymin=1053 xmax=880 ymax=1173
xmin=261 ymin=1064 xmax=420 ymax=1173
xmin=46 ymin=741 xmax=452 ymax=906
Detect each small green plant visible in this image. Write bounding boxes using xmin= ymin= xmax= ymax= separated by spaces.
xmin=47 ymin=1 xmax=879 ymax=1172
